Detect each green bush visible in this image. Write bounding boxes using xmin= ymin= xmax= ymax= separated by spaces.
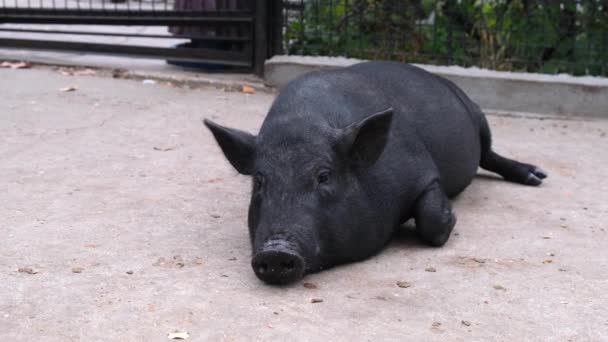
xmin=284 ymin=0 xmax=608 ymax=76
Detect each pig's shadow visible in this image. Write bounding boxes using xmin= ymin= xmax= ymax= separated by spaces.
xmin=473 ymin=173 xmax=505 ymax=183
xmin=390 ymin=220 xmax=428 ymax=249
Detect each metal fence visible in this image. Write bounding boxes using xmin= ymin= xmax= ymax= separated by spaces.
xmin=282 ymin=0 xmax=608 ymax=76
xmin=0 ymin=0 xmax=282 ymax=75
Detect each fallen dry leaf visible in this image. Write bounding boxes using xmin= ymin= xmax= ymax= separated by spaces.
xmin=310 ymin=298 xmax=323 ymax=303
xmin=167 ymin=331 xmax=189 ymax=340
xmin=425 ymin=267 xmax=437 ymax=272
xmin=242 ymin=84 xmax=256 ymax=94
xmin=84 ymin=243 xmax=97 ymax=248
xmin=73 ymin=68 xmax=96 ymax=76
xmin=72 ymin=267 xmax=84 ymax=273
xmin=1 ymin=61 xmax=31 ymax=69
xmin=396 ymin=281 xmax=411 ymax=288
xmin=461 ymin=320 xmax=471 ymax=326
xmin=59 ymin=86 xmax=77 ymax=92
xmin=59 ymin=68 xmax=96 ymax=76
xmin=18 ymin=267 xmax=38 ymax=274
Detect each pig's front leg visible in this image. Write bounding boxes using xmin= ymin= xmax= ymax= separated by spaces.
xmin=413 ymin=182 xmax=457 ymax=247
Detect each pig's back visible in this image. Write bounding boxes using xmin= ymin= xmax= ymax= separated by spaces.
xmin=344 ymin=61 xmax=482 ymax=197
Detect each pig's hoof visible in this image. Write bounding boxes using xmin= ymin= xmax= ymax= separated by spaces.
xmin=524 ymin=166 xmax=548 ymax=186
xmin=417 ymin=208 xmax=457 ymax=247
xmin=427 ymin=210 xmax=456 ymax=247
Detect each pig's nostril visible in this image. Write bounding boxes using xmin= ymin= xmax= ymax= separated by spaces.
xmin=257 ymin=263 xmax=268 ymax=274
xmin=281 ymin=260 xmax=295 ymax=270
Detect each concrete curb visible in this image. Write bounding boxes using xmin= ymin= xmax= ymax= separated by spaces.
xmin=0 ymin=49 xmax=270 ymax=93
xmin=265 ymin=55 xmax=608 ymax=118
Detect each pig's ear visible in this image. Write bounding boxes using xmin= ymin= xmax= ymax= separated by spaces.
xmin=203 ymin=119 xmax=256 ymax=175
xmin=339 ymin=108 xmax=393 ymax=168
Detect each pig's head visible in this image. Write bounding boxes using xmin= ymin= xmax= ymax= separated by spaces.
xmin=204 ymin=108 xmax=393 ymax=284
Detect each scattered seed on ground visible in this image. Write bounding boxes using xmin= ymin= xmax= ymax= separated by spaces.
xmin=153 ymin=146 xmax=175 ymax=152
xmin=303 ymin=282 xmax=318 ymax=289
xmin=167 ymin=331 xmax=189 ymax=340
xmin=396 ymin=281 xmax=411 ymax=288
xmin=493 ymin=285 xmax=507 ymax=291
xmin=59 ymin=86 xmax=77 ymax=92
xmin=425 ymin=267 xmax=437 ymax=272
xmin=72 ymin=267 xmax=84 ymax=273
xmin=311 ymin=298 xmax=323 ymax=303
xmin=430 ymin=321 xmax=444 ymax=333
xmin=462 ymin=320 xmax=471 ymax=326
xmin=126 ymin=270 xmax=134 ymax=275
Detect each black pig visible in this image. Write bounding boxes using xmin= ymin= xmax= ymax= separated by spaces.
xmin=204 ymin=61 xmax=546 ymax=284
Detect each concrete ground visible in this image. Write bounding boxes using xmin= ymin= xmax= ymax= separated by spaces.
xmin=1 ymin=66 xmax=607 ymax=342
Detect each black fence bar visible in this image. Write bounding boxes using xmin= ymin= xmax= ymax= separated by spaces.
xmin=0 ymin=37 xmax=251 ymax=66
xmin=253 ymin=0 xmax=267 ymax=76
xmin=0 ymin=9 xmax=253 ymax=25
xmin=0 ymin=27 xmax=251 ymax=41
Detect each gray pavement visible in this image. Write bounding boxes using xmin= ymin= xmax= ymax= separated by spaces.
xmin=1 ymin=67 xmax=607 ymax=341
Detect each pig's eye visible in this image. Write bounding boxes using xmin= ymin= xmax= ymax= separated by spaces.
xmin=317 ymin=170 xmax=331 ymax=185
xmin=253 ymin=174 xmax=264 ymax=191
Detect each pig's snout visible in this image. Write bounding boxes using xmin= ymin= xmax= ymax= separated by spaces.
xmin=251 ymin=242 xmax=305 ymax=284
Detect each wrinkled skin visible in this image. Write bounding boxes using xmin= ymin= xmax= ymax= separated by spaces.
xmin=204 ymin=61 xmax=547 ymax=285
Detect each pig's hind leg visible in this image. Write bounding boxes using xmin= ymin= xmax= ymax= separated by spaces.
xmin=414 ymin=182 xmax=457 ymax=247
xmin=478 ymin=114 xmax=548 ymax=186
xmin=480 ymin=151 xmax=548 ymax=186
